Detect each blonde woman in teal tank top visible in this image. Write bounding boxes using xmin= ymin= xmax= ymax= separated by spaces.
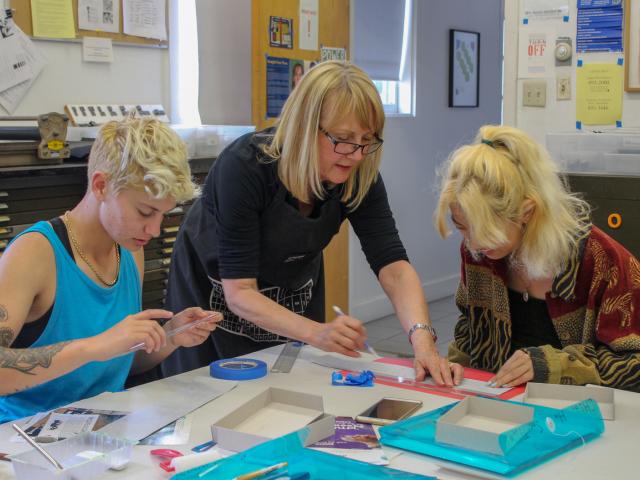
xmin=0 ymin=118 xmax=222 ymax=423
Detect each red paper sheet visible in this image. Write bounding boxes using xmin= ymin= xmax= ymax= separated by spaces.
xmin=374 ymin=357 xmax=525 ymax=400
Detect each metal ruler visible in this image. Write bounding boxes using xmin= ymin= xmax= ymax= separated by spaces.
xmin=271 ymin=342 xmax=303 ymax=373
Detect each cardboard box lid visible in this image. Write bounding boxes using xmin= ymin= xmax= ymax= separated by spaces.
xmin=211 ymin=387 xmax=332 ymax=452
xmin=522 ymin=382 xmax=615 ymax=420
xmin=435 ymin=397 xmax=534 ymax=456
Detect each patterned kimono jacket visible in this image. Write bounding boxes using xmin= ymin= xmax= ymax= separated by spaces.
xmin=449 ymin=225 xmax=640 ymax=391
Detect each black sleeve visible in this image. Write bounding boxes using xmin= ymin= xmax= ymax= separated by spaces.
xmin=205 ymin=134 xmax=274 ymax=280
xmin=347 ymin=174 xmax=409 ymax=276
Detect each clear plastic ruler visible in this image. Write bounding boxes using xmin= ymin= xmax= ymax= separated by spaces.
xmin=271 ymin=341 xmax=304 ymax=373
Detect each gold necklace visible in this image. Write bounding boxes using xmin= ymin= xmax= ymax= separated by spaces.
xmin=62 ymin=211 xmax=120 ymax=287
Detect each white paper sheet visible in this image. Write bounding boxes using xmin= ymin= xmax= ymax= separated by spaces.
xmin=39 ymin=413 xmax=99 ymax=441
xmin=518 ymin=26 xmax=556 ymax=78
xmin=78 ymin=0 xmax=120 ymax=33
xmin=0 ymin=35 xmax=32 ymax=92
xmin=299 ymin=0 xmax=318 ymax=51
xmin=0 ymin=26 xmax=47 ymax=113
xmin=82 ymin=37 xmax=114 ymax=62
xmin=521 ymin=0 xmax=569 ymax=22
xmin=123 ymin=0 xmax=166 ymax=41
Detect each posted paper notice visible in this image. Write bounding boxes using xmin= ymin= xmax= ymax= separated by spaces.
xmin=31 ymin=0 xmax=76 ymax=38
xmin=576 ymin=62 xmax=623 ymax=125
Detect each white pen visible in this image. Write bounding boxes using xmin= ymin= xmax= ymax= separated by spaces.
xmin=331 ymin=305 xmax=379 ymax=357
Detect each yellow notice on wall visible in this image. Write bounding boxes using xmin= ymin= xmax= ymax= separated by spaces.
xmin=31 ymin=0 xmax=76 ymax=38
xmin=576 ymin=62 xmax=623 ymax=125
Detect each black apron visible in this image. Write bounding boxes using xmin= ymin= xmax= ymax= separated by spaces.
xmin=158 ymin=177 xmax=344 ymax=377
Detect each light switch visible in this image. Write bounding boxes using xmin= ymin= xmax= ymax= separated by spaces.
xmin=556 ymin=75 xmax=571 ymax=100
xmin=523 ymin=80 xmax=547 ymax=107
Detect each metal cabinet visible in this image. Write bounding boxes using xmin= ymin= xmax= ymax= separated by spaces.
xmin=565 ymin=173 xmax=640 ymax=259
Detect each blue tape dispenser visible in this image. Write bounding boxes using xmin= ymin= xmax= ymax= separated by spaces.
xmin=331 ymin=370 xmax=375 ymax=387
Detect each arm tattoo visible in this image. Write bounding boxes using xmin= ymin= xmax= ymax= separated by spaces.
xmin=0 ymin=304 xmax=7 ymax=323
xmin=0 ymin=341 xmax=71 ymax=375
xmin=0 ymin=327 xmax=14 ymax=347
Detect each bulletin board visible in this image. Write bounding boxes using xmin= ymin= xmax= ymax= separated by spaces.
xmin=251 ymin=0 xmax=350 ymax=320
xmin=251 ymin=0 xmax=350 ymax=129
xmin=11 ymin=0 xmax=168 ymax=46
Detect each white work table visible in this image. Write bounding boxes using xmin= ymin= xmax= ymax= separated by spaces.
xmin=0 ymin=344 xmax=638 ymax=479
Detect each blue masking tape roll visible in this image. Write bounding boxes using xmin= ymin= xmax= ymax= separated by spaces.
xmin=209 ymin=358 xmax=268 ymax=380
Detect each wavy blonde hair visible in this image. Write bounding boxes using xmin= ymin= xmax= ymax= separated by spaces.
xmin=435 ymin=125 xmax=590 ymax=278
xmin=88 ymin=117 xmax=198 ymax=203
xmin=263 ymin=61 xmax=385 ymax=209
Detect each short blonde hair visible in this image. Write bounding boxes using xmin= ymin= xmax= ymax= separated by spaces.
xmin=435 ymin=125 xmax=590 ymax=278
xmin=263 ymin=61 xmax=385 ymax=209
xmin=88 ymin=117 xmax=198 ymax=204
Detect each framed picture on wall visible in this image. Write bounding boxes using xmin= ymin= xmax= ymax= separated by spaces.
xmin=624 ymin=0 xmax=640 ymax=92
xmin=449 ymin=29 xmax=480 ymax=107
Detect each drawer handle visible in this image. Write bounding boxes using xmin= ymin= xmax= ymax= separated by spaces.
xmin=0 ymin=240 xmax=7 ymax=249
xmin=0 ymin=192 xmax=7 ymax=197
xmin=161 ymin=247 xmax=174 ymax=255
xmin=0 ymin=227 xmax=11 ymax=235
xmin=162 ymin=236 xmax=176 ymax=245
xmin=0 ymin=216 xmax=10 ymax=224
xmin=0 ymin=203 xmax=7 ymax=210
xmin=163 ymin=226 xmax=179 ymax=234
xmin=608 ymin=213 xmax=622 ymax=229
xmin=161 ymin=258 xmax=171 ymax=266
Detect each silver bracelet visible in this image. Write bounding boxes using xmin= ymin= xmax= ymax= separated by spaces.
xmin=407 ymin=323 xmax=437 ymax=344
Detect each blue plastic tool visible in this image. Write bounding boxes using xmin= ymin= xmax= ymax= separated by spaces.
xmin=331 ymin=370 xmax=375 ymax=387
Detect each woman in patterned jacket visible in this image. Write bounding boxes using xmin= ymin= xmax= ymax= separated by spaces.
xmin=435 ymin=125 xmax=640 ymax=391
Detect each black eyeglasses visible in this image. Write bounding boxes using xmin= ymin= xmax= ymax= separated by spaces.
xmin=319 ymin=127 xmax=383 ymax=156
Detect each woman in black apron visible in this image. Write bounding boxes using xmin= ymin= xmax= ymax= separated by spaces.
xmin=160 ymin=61 xmax=457 ymax=386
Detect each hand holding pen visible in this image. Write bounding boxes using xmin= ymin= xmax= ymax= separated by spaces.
xmin=332 ymin=306 xmax=378 ymax=357
xmin=129 ymin=308 xmax=222 ymax=352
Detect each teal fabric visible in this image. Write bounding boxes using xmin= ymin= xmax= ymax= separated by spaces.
xmin=0 ymin=221 xmax=141 ymax=423
xmin=379 ymin=398 xmax=605 ymax=477
xmin=172 ymin=429 xmax=436 ymax=479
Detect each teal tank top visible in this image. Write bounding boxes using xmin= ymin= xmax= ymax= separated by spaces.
xmin=0 ymin=221 xmax=141 ymax=423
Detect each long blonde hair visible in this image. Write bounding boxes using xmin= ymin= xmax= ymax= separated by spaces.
xmin=435 ymin=125 xmax=590 ymax=278
xmin=263 ymin=61 xmax=385 ymax=209
xmin=88 ymin=117 xmax=198 ymax=204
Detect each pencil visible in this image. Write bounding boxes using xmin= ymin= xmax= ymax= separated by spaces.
xmin=234 ymin=462 xmax=288 ymax=480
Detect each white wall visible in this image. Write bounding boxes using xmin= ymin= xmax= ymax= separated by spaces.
xmin=503 ymin=0 xmax=640 ymax=142
xmin=11 ymin=41 xmax=169 ymax=117
xmin=196 ymin=0 xmax=252 ymax=125
xmin=350 ymin=0 xmax=505 ymax=321
xmin=9 ymin=0 xmax=252 ymax=124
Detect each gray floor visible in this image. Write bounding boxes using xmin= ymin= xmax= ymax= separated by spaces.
xmin=366 ymin=295 xmax=458 ymax=358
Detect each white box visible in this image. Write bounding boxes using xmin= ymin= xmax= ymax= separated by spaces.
xmin=522 ymin=382 xmax=615 ymax=420
xmin=11 ymin=432 xmax=134 ymax=480
xmin=435 ymin=397 xmax=534 ymax=456
xmin=546 ymin=131 xmax=640 ymax=175
xmin=210 ymin=387 xmax=334 ymax=452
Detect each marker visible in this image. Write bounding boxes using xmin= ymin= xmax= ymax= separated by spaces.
xmin=331 ymin=305 xmax=379 ymax=357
